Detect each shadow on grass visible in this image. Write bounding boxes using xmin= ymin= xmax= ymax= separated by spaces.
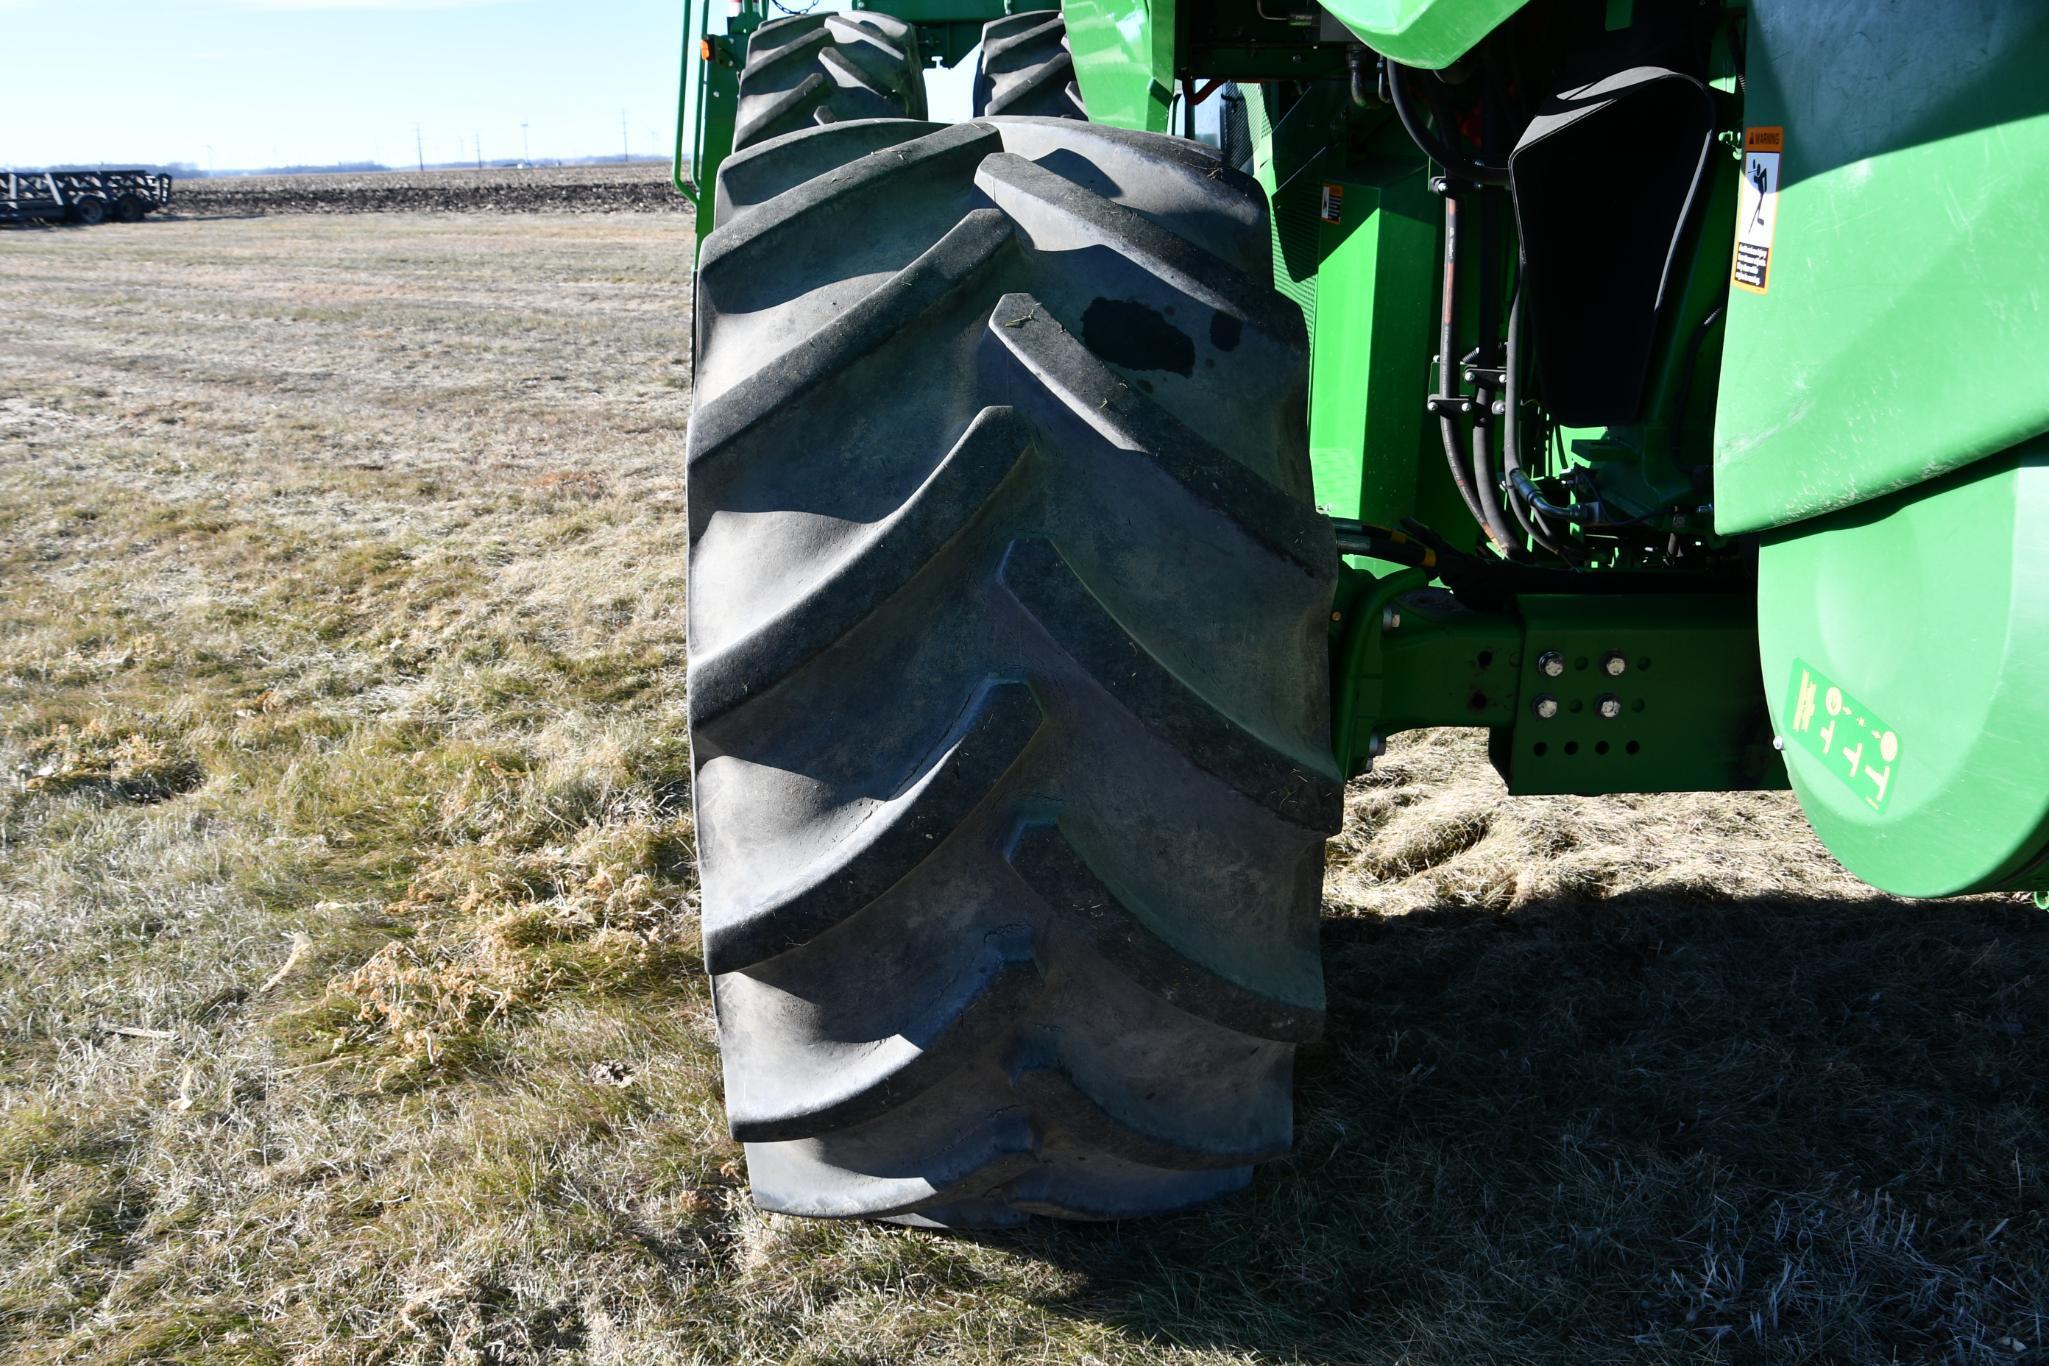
xmin=981 ymin=893 xmax=2049 ymax=1361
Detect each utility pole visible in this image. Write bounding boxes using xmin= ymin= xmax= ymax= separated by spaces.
xmin=415 ymin=124 xmax=425 ymax=173
xmin=621 ymin=109 xmax=631 ymax=164
xmin=474 ymin=131 xmax=483 ymax=170
xmin=521 ymin=121 xmax=530 ymax=166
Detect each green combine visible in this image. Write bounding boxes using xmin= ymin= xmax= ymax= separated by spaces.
xmin=670 ymin=0 xmax=2049 ymax=1224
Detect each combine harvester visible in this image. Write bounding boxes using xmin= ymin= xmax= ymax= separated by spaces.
xmin=1 ymin=170 xmax=173 ymax=226
xmin=670 ymin=0 xmax=2049 ymax=1224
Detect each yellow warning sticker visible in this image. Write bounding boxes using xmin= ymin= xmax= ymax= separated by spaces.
xmin=1732 ymin=126 xmax=1782 ymax=294
xmin=1786 ymin=659 xmax=1899 ymax=812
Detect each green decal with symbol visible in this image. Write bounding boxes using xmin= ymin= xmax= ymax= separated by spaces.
xmin=1785 ymin=659 xmax=1900 ymax=814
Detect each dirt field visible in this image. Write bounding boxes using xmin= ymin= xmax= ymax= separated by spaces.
xmin=1 ymin=206 xmax=2044 ymax=1363
xmin=172 ymin=164 xmax=684 ymax=216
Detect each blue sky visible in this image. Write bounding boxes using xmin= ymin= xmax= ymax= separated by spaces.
xmin=0 ymin=0 xmax=693 ymax=170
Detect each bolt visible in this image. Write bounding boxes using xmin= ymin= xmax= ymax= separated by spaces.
xmin=1381 ymin=606 xmax=1402 ymax=632
xmin=1597 ymin=694 xmax=1622 ymax=719
xmin=1773 ymin=735 xmax=1787 ymax=752
xmin=1602 ymin=651 xmax=1627 ymax=677
xmin=1537 ymin=650 xmax=1565 ymax=678
xmin=1533 ymin=694 xmax=1559 ymax=720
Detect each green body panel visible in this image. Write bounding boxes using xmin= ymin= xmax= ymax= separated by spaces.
xmin=1318 ymin=0 xmax=1527 ymax=70
xmin=1331 ymin=567 xmax=1785 ymax=795
xmin=1062 ymin=0 xmax=1174 ymax=132
xmin=1712 ymin=3 xmax=2049 ymax=535
xmin=1345 ymin=580 xmax=1522 ymax=745
xmin=1306 ymin=161 xmax=1439 ymax=525
xmin=1253 ymin=83 xmax=1474 ymax=546
xmin=1757 ymin=445 xmax=2049 ymax=896
xmin=1496 ymin=593 xmax=1783 ymax=795
xmin=1245 ymin=87 xmax=1319 ymax=338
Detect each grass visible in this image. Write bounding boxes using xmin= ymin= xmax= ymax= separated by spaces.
xmin=0 ymin=208 xmax=2044 ymax=1363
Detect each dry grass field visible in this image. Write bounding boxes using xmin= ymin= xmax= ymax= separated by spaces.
xmin=1 ymin=203 xmax=2044 ymax=1363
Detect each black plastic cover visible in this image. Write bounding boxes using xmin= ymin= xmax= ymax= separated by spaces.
xmin=1509 ymin=65 xmax=1716 ymax=425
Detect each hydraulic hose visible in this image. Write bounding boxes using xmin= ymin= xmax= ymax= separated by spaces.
xmin=1433 ymin=188 xmax=1501 ymax=545
xmin=1501 ymin=288 xmax=1580 ymax=560
xmin=1467 ymin=94 xmax=1524 ymax=558
xmin=1347 ymin=46 xmax=1375 ymax=108
xmin=1389 ymin=62 xmax=1508 ymax=187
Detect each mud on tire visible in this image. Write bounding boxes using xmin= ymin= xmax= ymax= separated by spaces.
xmin=687 ymin=116 xmax=1340 ymax=1224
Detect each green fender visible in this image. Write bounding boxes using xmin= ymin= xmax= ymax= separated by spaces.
xmin=1758 ymin=447 xmax=2049 ymax=897
xmin=1060 ymin=0 xmax=1527 ymax=131
xmin=1317 ymin=0 xmax=1527 ymax=69
xmin=1717 ymin=3 xmax=2049 ymax=895
xmin=1062 ymin=0 xmax=1175 ymax=131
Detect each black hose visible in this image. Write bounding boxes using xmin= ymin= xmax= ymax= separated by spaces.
xmin=1433 ymin=188 xmax=1499 ymax=545
xmin=1347 ymin=46 xmax=1374 ymax=108
xmin=1501 ymin=288 xmax=1579 ymax=560
xmin=1389 ymin=62 xmax=1508 ymax=187
xmin=1330 ymin=519 xmax=1439 ymax=569
xmin=1467 ymin=94 xmax=1524 ymax=558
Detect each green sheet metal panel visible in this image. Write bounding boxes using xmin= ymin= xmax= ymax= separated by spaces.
xmin=1306 ymin=162 xmax=1438 ymax=523
xmin=1247 ymin=86 xmax=1318 ymax=337
xmin=1712 ymin=2 xmax=2049 ymax=535
xmin=1061 ymin=0 xmax=1173 ymax=132
xmin=1496 ymin=593 xmax=1784 ymax=796
xmin=1757 ymin=444 xmax=2049 ymax=897
xmin=1318 ymin=0 xmax=1527 ymax=70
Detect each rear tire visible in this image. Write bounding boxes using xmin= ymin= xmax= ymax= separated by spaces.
xmin=733 ymin=12 xmax=927 ymax=152
xmin=688 ymin=117 xmax=1340 ymax=1224
xmin=113 ymin=194 xmax=145 ymax=223
xmin=69 ymin=196 xmax=107 ymax=227
xmin=972 ymin=11 xmax=1085 ymax=119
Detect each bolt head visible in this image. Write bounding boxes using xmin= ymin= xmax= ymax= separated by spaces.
xmin=1537 ymin=650 xmax=1565 ymax=678
xmin=1597 ymin=694 xmax=1622 ymax=719
xmin=1533 ymin=694 xmax=1559 ymax=720
xmin=1602 ymin=651 xmax=1627 ymax=677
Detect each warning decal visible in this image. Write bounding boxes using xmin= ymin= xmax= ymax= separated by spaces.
xmin=1319 ymin=182 xmax=1343 ymax=226
xmin=1786 ymin=659 xmax=1899 ymax=813
xmin=1732 ymin=126 xmax=1782 ymax=294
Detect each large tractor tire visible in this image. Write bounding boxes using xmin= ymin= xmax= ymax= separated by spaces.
xmin=972 ymin=11 xmax=1085 ymax=119
xmin=687 ymin=116 xmax=1342 ymax=1224
xmin=733 ymin=12 xmax=927 ymax=152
